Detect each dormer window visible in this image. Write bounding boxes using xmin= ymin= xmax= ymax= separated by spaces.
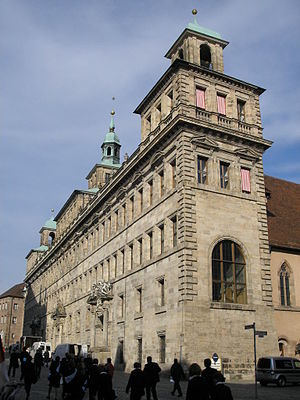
xmin=200 ymin=44 xmax=212 ymax=69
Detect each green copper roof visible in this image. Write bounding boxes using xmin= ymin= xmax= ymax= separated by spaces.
xmin=187 ymin=16 xmax=222 ymax=40
xmin=43 ymin=216 xmax=56 ymax=230
xmin=103 ymin=111 xmax=120 ymax=144
xmin=33 ymin=245 xmax=48 ymax=252
xmin=86 ymin=188 xmax=99 ymax=193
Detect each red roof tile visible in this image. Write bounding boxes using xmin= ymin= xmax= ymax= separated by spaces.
xmin=265 ymin=175 xmax=300 ymax=250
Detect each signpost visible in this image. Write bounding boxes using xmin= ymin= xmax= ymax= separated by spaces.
xmin=211 ymin=352 xmax=222 ymax=372
xmin=245 ymin=322 xmax=267 ymax=399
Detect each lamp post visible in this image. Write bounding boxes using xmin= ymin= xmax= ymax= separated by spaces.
xmin=245 ymin=322 xmax=267 ymax=399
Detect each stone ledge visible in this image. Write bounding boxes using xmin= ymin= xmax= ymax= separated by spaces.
xmin=210 ymin=302 xmax=256 ymax=312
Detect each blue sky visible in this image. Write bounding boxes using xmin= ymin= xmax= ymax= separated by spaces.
xmin=1 ymin=0 xmax=300 ymax=294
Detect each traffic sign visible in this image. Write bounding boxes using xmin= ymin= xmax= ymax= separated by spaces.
xmin=212 ymin=353 xmax=218 ymax=362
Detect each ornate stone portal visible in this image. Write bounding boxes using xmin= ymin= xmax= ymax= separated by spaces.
xmin=87 ymin=280 xmax=113 ymax=359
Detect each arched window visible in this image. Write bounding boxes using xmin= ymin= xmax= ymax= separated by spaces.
xmin=200 ymin=44 xmax=211 ymax=69
xmin=212 ymin=240 xmax=246 ymax=304
xmin=279 ymin=263 xmax=291 ymax=306
xmin=48 ymin=232 xmax=55 ymax=246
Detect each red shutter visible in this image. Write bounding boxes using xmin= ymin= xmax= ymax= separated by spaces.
xmin=217 ymin=95 xmax=226 ymax=115
xmin=241 ymin=168 xmax=251 ymax=193
xmin=196 ymin=88 xmax=205 ymax=109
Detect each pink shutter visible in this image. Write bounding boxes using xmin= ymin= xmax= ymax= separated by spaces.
xmin=196 ymin=88 xmax=205 ymax=109
xmin=241 ymin=168 xmax=251 ymax=193
xmin=217 ymin=95 xmax=226 ymax=115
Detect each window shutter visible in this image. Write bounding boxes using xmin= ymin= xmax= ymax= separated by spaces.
xmin=217 ymin=95 xmax=226 ymax=115
xmin=196 ymin=88 xmax=205 ymax=109
xmin=241 ymin=168 xmax=251 ymax=192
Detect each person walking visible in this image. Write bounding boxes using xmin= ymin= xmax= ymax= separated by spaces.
xmin=44 ymin=349 xmax=50 ymax=368
xmin=126 ymin=362 xmax=146 ymax=400
xmin=105 ymin=358 xmax=114 ymax=378
xmin=170 ymin=358 xmax=185 ymax=397
xmin=88 ymin=358 xmax=100 ymax=400
xmin=97 ymin=364 xmax=113 ymax=400
xmin=186 ymin=363 xmax=209 ymax=400
xmin=34 ymin=348 xmax=43 ymax=380
xmin=8 ymin=348 xmax=19 ymax=378
xmin=47 ymin=356 xmax=61 ymax=400
xmin=201 ymin=358 xmax=220 ymax=398
xmin=19 ymin=347 xmax=29 ymax=381
xmin=143 ymin=356 xmax=161 ymax=400
xmin=23 ymin=355 xmax=36 ymax=400
xmin=210 ymin=372 xmax=233 ymax=400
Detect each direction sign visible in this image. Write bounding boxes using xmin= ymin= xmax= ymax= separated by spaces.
xmin=245 ymin=324 xmax=254 ymax=330
xmin=212 ymin=353 xmax=218 ymax=362
xmin=256 ymin=330 xmax=267 ymax=338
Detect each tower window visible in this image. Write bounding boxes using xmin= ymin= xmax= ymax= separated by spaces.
xmin=217 ymin=94 xmax=226 ymax=115
xmin=220 ymin=162 xmax=229 ymax=189
xmin=279 ymin=264 xmax=291 ymax=306
xmin=196 ymin=88 xmax=205 ymax=109
xmin=212 ymin=240 xmax=247 ymax=304
xmin=200 ymin=44 xmax=212 ymax=69
xmin=197 ymin=156 xmax=207 ymax=184
xmin=237 ymin=100 xmax=246 ymax=122
xmin=107 ymin=147 xmax=111 ymax=156
xmin=178 ymin=48 xmax=184 ymax=60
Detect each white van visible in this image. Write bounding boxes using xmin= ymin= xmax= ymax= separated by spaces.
xmin=52 ymin=343 xmax=88 ymax=360
xmin=29 ymin=341 xmax=52 ymax=358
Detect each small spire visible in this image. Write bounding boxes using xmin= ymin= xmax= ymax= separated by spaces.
xmin=109 ymin=110 xmax=115 ymax=132
xmin=51 ymin=208 xmax=55 ymax=217
xmin=192 ymin=9 xmax=198 ymax=25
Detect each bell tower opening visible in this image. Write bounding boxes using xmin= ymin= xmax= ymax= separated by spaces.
xmin=200 ymin=44 xmax=211 ymax=69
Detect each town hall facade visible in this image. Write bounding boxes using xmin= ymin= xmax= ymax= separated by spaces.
xmin=24 ymin=14 xmax=281 ymax=378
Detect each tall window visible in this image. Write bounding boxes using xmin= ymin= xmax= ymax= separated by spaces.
xmin=212 ymin=240 xmax=247 ymax=304
xmin=120 ymin=249 xmax=125 ymax=274
xmin=217 ymin=94 xmax=226 ymax=115
xmin=196 ymin=88 xmax=205 ymax=109
xmin=159 ymin=170 xmax=164 ymax=196
xmin=237 ymin=100 xmax=246 ymax=122
xmin=137 ymin=287 xmax=143 ymax=313
xmin=158 ymin=278 xmax=165 ymax=307
xmin=241 ymin=168 xmax=251 ymax=193
xmin=159 ymin=335 xmax=166 ymax=363
xmin=137 ymin=338 xmax=142 ymax=364
xmin=159 ymin=224 xmax=164 ymax=254
xmin=148 ymin=180 xmax=153 ymax=206
xmin=119 ymin=294 xmax=124 ymax=319
xmin=171 ymin=215 xmax=177 ymax=247
xmin=138 ymin=238 xmax=143 ymax=264
xmin=197 ymin=156 xmax=207 ymax=184
xmin=130 ymin=196 xmax=134 ymax=220
xmin=200 ymin=44 xmax=211 ymax=68
xmin=220 ymin=162 xmax=229 ymax=188
xmin=170 ymin=159 xmax=176 ymax=189
xmin=148 ymin=231 xmax=153 ymax=259
xmin=129 ymin=244 xmax=133 ymax=270
xmin=105 ymin=173 xmax=111 ymax=183
xmin=139 ymin=188 xmax=143 ymax=212
xmin=279 ymin=264 xmax=291 ymax=306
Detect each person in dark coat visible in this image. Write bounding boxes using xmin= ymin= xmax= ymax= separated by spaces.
xmin=170 ymin=358 xmax=185 ymax=397
xmin=23 ymin=355 xmax=36 ymax=400
xmin=88 ymin=358 xmax=100 ymax=400
xmin=126 ymin=362 xmax=146 ymax=400
xmin=34 ymin=348 xmax=43 ymax=380
xmin=97 ymin=364 xmax=113 ymax=400
xmin=105 ymin=358 xmax=115 ymax=378
xmin=8 ymin=349 xmax=19 ymax=377
xmin=201 ymin=358 xmax=220 ymax=398
xmin=20 ymin=347 xmax=29 ymax=380
xmin=47 ymin=356 xmax=61 ymax=400
xmin=143 ymin=356 xmax=161 ymax=400
xmin=186 ymin=363 xmax=209 ymax=400
xmin=44 ymin=349 xmax=50 ymax=367
xmin=211 ymin=373 xmax=233 ymax=400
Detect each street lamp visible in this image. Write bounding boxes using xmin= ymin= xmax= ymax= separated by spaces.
xmin=245 ymin=322 xmax=267 ymax=399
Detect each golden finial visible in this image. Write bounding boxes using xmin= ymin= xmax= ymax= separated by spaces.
xmin=192 ymin=9 xmax=198 ymax=15
xmin=111 ymin=110 xmax=115 ymax=115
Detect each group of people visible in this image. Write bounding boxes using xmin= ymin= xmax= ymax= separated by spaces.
xmin=7 ymin=347 xmax=233 ymax=400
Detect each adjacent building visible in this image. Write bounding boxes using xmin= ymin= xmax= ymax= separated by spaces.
xmin=265 ymin=176 xmax=300 ymax=357
xmin=23 ymin=13 xmax=291 ymax=379
xmin=0 ymin=283 xmax=25 ymax=348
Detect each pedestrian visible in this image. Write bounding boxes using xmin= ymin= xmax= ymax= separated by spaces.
xmin=88 ymin=358 xmax=100 ymax=400
xmin=143 ymin=356 xmax=161 ymax=400
xmin=126 ymin=362 xmax=146 ymax=400
xmin=97 ymin=364 xmax=113 ymax=400
xmin=211 ymin=372 xmax=233 ymax=400
xmin=23 ymin=355 xmax=37 ymax=400
xmin=34 ymin=348 xmax=43 ymax=380
xmin=186 ymin=363 xmax=209 ymax=400
xmin=8 ymin=348 xmax=19 ymax=378
xmin=105 ymin=358 xmax=114 ymax=378
xmin=201 ymin=358 xmax=220 ymax=398
xmin=47 ymin=356 xmax=61 ymax=400
xmin=44 ymin=349 xmax=50 ymax=368
xmin=19 ymin=347 xmax=29 ymax=381
xmin=170 ymin=358 xmax=185 ymax=397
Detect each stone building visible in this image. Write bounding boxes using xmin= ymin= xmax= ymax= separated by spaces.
xmin=0 ymin=283 xmax=25 ymax=348
xmin=24 ymin=14 xmax=281 ymax=378
xmin=265 ymin=176 xmax=300 ymax=357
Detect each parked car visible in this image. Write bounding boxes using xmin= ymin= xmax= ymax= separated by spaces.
xmin=256 ymin=356 xmax=300 ymax=387
xmin=52 ymin=343 xmax=88 ymax=360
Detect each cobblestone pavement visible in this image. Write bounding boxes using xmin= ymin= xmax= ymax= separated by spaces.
xmin=3 ymin=363 xmax=300 ymax=400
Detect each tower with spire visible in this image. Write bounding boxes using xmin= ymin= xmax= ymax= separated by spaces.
xmin=86 ymin=110 xmax=121 ymax=189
